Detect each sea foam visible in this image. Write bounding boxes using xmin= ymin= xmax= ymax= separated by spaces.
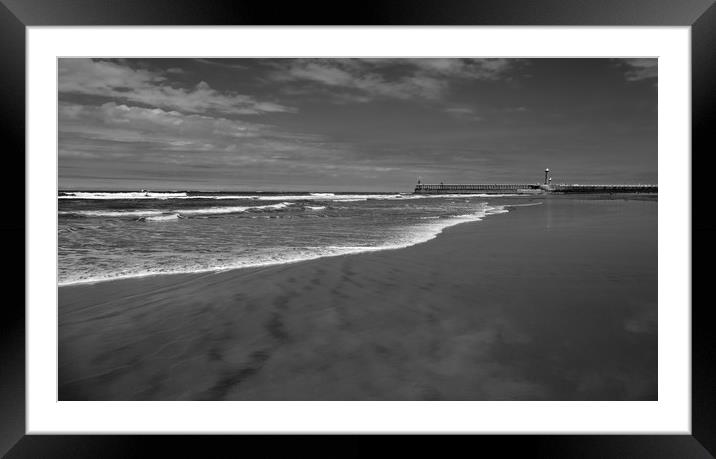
xmin=59 ymin=191 xmax=521 ymax=202
xmin=58 ymin=204 xmax=508 ymax=286
xmin=62 ymin=202 xmax=295 ymax=219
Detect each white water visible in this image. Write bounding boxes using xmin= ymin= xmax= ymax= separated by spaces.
xmin=58 ymin=204 xmax=508 ymax=286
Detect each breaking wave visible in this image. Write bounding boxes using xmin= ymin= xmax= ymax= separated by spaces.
xmin=59 ymin=204 xmax=509 ymax=286
xmin=143 ymin=214 xmax=182 ymax=222
xmin=59 ymin=209 xmax=165 ymax=218
xmin=59 ymin=191 xmax=189 ymax=200
xmin=59 ymin=191 xmax=522 ymax=201
xmin=61 ymin=202 xmax=294 ymax=219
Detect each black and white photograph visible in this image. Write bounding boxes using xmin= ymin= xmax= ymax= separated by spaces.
xmin=57 ymin=57 xmax=658 ymax=401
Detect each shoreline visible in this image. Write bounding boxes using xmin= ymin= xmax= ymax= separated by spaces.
xmin=58 ymin=193 xmax=653 ymax=288
xmin=58 ymin=202 xmax=513 ymax=288
xmin=59 ymin=195 xmax=657 ymax=400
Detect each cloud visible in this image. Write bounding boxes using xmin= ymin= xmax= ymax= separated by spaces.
xmin=275 ymin=61 xmax=446 ymax=100
xmin=58 ymin=100 xmax=433 ymax=183
xmin=402 ymin=58 xmax=514 ymax=80
xmin=271 ymin=58 xmax=519 ymax=102
xmin=194 ymin=59 xmax=248 ymax=70
xmin=59 ymin=59 xmax=295 ymax=115
xmin=444 ymin=107 xmax=483 ymax=121
xmin=60 ymin=102 xmax=266 ymax=143
xmin=60 ymin=101 xmax=268 ymax=160
xmin=621 ymin=59 xmax=657 ymax=82
xmin=58 ymin=101 xmax=346 ymax=172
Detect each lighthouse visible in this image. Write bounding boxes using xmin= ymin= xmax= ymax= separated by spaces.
xmin=544 ymin=168 xmax=550 ymax=185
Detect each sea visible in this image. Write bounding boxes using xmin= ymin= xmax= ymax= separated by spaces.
xmin=58 ymin=190 xmax=513 ymax=285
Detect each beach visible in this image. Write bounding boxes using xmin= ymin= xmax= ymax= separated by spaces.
xmin=58 ymin=195 xmax=657 ymax=401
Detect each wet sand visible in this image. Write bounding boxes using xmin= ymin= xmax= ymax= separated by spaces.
xmin=59 ymin=196 xmax=657 ymax=400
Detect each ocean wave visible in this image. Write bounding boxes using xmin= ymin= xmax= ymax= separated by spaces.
xmin=58 ymin=191 xmax=523 ymax=202
xmin=249 ymin=193 xmax=519 ymax=201
xmin=503 ymin=202 xmax=544 ymax=207
xmin=59 ymin=209 xmax=166 ymax=217
xmin=143 ymin=214 xmax=182 ymax=222
xmin=305 ymin=206 xmax=326 ymax=210
xmin=251 ymin=194 xmax=400 ymax=201
xmin=58 ymin=192 xmax=420 ymax=202
xmin=190 ymin=195 xmax=255 ymax=200
xmin=180 ymin=202 xmax=293 ymax=216
xmin=59 ymin=191 xmax=188 ymax=200
xmin=58 ymin=204 xmax=509 ymax=286
xmin=59 ymin=191 xmax=271 ymax=201
xmin=179 ymin=205 xmax=249 ymax=216
xmin=61 ymin=202 xmax=295 ymax=219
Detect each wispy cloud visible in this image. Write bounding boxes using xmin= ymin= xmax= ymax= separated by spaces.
xmin=444 ymin=107 xmax=483 ymax=122
xmin=58 ymin=101 xmax=343 ymax=168
xmin=60 ymin=102 xmax=265 ymax=145
xmin=400 ymin=58 xmax=515 ymax=80
xmin=271 ymin=58 xmax=520 ymax=103
xmin=59 ymin=59 xmax=295 ymax=115
xmin=620 ymin=59 xmax=657 ymax=82
xmin=275 ymin=61 xmax=445 ymax=100
xmin=194 ymin=59 xmax=249 ymax=70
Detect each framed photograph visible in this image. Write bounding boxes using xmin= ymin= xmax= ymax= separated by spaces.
xmin=4 ymin=0 xmax=713 ymax=456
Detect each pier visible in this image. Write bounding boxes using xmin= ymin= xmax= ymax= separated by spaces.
xmin=414 ymin=183 xmax=658 ymax=194
xmin=548 ymin=184 xmax=657 ymax=193
xmin=413 ymin=169 xmax=657 ymax=194
xmin=414 ymin=184 xmax=540 ymax=194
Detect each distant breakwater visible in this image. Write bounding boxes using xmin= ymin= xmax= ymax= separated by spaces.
xmin=414 ymin=184 xmax=658 ymax=194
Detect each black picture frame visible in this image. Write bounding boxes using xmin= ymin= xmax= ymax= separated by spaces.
xmin=2 ymin=0 xmax=713 ymax=456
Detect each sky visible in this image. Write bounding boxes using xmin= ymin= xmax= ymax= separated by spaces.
xmin=58 ymin=58 xmax=657 ymax=191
